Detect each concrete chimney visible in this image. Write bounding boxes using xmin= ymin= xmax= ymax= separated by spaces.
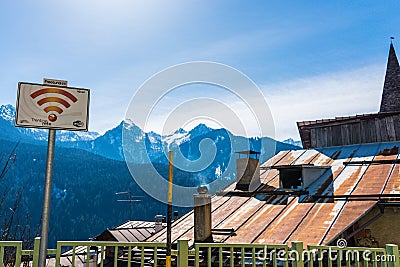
xmin=154 ymin=215 xmax=164 ymax=233
xmin=194 ymin=187 xmax=213 ymax=242
xmin=235 ymin=150 xmax=261 ymax=191
xmin=173 ymin=211 xmax=179 ymax=221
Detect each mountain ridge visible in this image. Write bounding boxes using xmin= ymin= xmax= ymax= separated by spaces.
xmin=1 ymin=104 xmax=300 ymax=162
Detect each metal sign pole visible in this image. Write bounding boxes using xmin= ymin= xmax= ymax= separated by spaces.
xmin=38 ymin=129 xmax=56 ymax=267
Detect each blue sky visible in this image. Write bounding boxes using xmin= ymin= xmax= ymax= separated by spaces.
xmin=1 ymin=1 xmax=399 ymax=140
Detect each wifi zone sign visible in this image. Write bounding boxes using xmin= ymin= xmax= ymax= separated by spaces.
xmin=15 ymin=82 xmax=90 ymax=131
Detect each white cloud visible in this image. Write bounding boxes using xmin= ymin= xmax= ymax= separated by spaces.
xmin=263 ymin=63 xmax=385 ymax=140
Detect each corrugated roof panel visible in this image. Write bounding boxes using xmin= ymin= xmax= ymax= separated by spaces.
xmin=322 ymin=201 xmax=376 ymax=244
xmin=109 ymin=230 xmax=130 ymax=242
xmin=321 ymin=143 xmax=396 ymax=244
xmin=131 ymin=229 xmax=149 ymax=241
xmin=331 ymin=143 xmax=378 ymax=195
xmin=352 ymin=164 xmax=394 ymax=194
xmin=334 ymin=165 xmax=369 ymax=194
xmin=275 ymin=150 xmax=307 ymax=165
xmin=286 ymin=202 xmax=340 ymax=245
xmin=260 ymin=169 xmax=278 ymax=184
xmin=135 ymin=228 xmax=153 ymax=239
xmin=265 ymin=175 xmax=280 ymax=188
xmin=291 ymin=149 xmax=320 ymax=165
xmin=119 ymin=229 xmax=142 ymax=242
xmin=212 ymin=198 xmax=265 ymax=243
xmin=261 ymin=150 xmax=291 ymax=167
xmin=255 ymin=201 xmax=314 ymax=244
xmin=177 ymin=197 xmax=249 ymax=243
xmin=312 ymin=145 xmax=359 ymax=166
xmin=149 ymin=195 xmax=229 ymax=242
xmin=228 ymin=197 xmax=295 ymax=244
xmin=383 ymin=164 xmax=400 ymax=194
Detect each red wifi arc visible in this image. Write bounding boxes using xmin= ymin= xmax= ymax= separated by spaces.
xmin=30 ymin=88 xmax=78 ymax=122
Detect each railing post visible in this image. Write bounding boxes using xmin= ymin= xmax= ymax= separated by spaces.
xmin=386 ymin=244 xmax=400 ymax=267
xmin=291 ymin=242 xmax=304 ymax=267
xmin=177 ymin=239 xmax=189 ymax=267
xmin=32 ymin=237 xmax=41 ymax=267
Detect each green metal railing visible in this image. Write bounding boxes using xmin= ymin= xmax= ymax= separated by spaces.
xmin=0 ymin=239 xmax=398 ymax=267
xmin=55 ymin=241 xmax=171 ymax=267
xmin=193 ymin=242 xmax=289 ymax=267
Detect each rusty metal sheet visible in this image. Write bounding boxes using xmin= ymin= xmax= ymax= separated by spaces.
xmin=334 ymin=165 xmax=369 ymax=195
xmin=177 ymin=196 xmax=249 ymax=242
xmin=291 ymin=149 xmax=320 ymax=165
xmin=332 ymin=142 xmax=380 ymax=195
xmin=322 ymin=143 xmax=396 ymax=244
xmin=149 ymin=195 xmax=229 ymax=242
xmin=265 ymin=175 xmax=280 ymax=188
xmin=311 ymin=145 xmax=359 ymax=166
xmin=383 ymin=164 xmax=400 ymax=194
xmin=227 ymin=197 xmax=295 ymax=243
xmin=286 ymin=202 xmax=338 ymax=245
xmin=275 ymin=149 xmax=307 ymax=165
xmin=254 ymin=200 xmax=314 ymax=244
xmin=261 ymin=150 xmax=291 ymax=167
xmin=322 ymin=201 xmax=376 ymax=244
xmin=280 ymin=144 xmax=378 ymax=245
xmin=260 ymin=168 xmax=279 ymax=184
xmin=212 ymin=198 xmax=265 ymax=243
xmin=352 ymin=164 xmax=393 ymax=194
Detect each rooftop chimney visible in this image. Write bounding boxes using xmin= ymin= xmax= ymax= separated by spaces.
xmin=235 ymin=150 xmax=261 ymax=191
xmin=173 ymin=211 xmax=179 ymax=221
xmin=194 ymin=186 xmax=213 ymax=242
xmin=154 ymin=215 xmax=164 ymax=233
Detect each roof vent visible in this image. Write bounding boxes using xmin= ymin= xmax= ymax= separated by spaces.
xmin=235 ymin=150 xmax=261 ymax=191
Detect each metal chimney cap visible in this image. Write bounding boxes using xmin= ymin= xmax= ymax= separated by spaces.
xmin=197 ymin=185 xmax=208 ymax=194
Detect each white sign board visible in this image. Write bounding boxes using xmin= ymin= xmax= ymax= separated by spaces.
xmin=15 ymin=82 xmax=90 ymax=131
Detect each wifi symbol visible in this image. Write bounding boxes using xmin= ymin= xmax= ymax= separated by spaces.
xmin=30 ymin=88 xmax=78 ymax=122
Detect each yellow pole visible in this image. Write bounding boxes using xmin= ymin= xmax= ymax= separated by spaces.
xmin=168 ymin=151 xmax=173 ymax=203
xmin=166 ymin=150 xmax=173 ymax=267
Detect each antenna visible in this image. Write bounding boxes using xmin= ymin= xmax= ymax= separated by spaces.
xmin=115 ymin=191 xmax=143 ymax=221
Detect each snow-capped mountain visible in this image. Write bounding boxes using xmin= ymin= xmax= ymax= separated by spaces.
xmin=0 ymin=104 xmax=300 ymax=165
xmin=0 ymin=104 xmax=99 ymax=143
xmin=282 ymin=138 xmax=303 ymax=148
xmin=162 ymin=128 xmax=190 ymax=146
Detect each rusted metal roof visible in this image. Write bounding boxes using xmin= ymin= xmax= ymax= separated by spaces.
xmin=149 ymin=141 xmax=400 ymax=247
xmin=95 ymin=220 xmax=166 ymax=242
